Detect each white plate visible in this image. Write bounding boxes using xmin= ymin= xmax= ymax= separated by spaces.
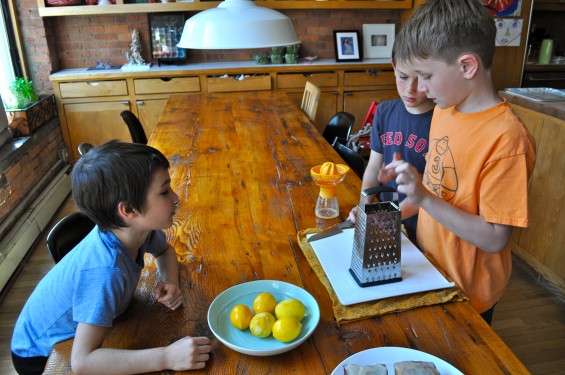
xmin=207 ymin=280 xmax=320 ymax=356
xmin=331 ymin=347 xmax=463 ymax=375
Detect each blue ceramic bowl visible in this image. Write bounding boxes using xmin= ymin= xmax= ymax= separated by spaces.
xmin=207 ymin=280 xmax=320 ymax=356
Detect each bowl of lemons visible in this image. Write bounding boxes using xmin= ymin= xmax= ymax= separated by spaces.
xmin=207 ymin=280 xmax=320 ymax=356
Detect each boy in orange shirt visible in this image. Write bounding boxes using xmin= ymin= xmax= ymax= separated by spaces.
xmin=385 ymin=0 xmax=536 ymax=324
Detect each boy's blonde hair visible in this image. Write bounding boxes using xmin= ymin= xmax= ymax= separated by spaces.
xmin=395 ymin=0 xmax=497 ymax=69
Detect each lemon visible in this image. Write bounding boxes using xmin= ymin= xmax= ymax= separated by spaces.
xmin=229 ymin=304 xmax=253 ymax=330
xmin=275 ymin=298 xmax=306 ymax=322
xmin=272 ymin=317 xmax=302 ymax=342
xmin=252 ymin=292 xmax=277 ymax=315
xmin=249 ymin=312 xmax=276 ymax=338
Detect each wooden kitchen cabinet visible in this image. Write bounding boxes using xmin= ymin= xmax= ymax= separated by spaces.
xmin=509 ymin=103 xmax=565 ymax=294
xmin=64 ymin=101 xmax=131 ymax=160
xmin=36 ymin=0 xmax=412 ymax=17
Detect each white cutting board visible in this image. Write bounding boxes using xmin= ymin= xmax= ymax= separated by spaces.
xmin=307 ymin=229 xmax=455 ymax=306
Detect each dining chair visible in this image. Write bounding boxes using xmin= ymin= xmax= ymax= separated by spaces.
xmin=332 ymin=138 xmax=366 ymax=179
xmin=119 ymin=110 xmax=148 ymax=144
xmin=301 ymin=81 xmax=321 ymax=123
xmin=322 ymin=111 xmax=355 ymax=145
xmin=46 ymin=212 xmax=96 ymax=263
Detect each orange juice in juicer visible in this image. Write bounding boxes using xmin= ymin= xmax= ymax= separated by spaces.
xmin=310 ymin=162 xmax=349 ymax=219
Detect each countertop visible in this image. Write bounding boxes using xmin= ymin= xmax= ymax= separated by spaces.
xmin=500 ymin=90 xmax=565 ymax=121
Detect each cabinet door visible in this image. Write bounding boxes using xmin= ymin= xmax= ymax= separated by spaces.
xmin=286 ymin=91 xmax=338 ymax=134
xmin=136 ymin=99 xmax=169 ymax=140
xmin=343 ymin=90 xmax=398 ymax=133
xmin=64 ymin=101 xmax=131 ymax=161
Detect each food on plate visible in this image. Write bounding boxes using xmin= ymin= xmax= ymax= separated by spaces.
xmin=275 ymin=298 xmax=306 ymax=321
xmin=229 ymin=304 xmax=253 ymax=330
xmin=249 ymin=312 xmax=276 ymax=338
xmin=252 ymin=292 xmax=277 ymax=315
xmin=272 ymin=316 xmax=302 ymax=342
xmin=343 ymin=363 xmax=387 ymax=375
xmin=394 ymin=361 xmax=440 ymax=375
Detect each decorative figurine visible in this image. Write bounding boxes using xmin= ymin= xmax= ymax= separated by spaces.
xmin=122 ymin=29 xmax=151 ymax=71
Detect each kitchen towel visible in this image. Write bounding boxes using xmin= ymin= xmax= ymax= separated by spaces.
xmin=297 ymin=228 xmax=467 ymax=324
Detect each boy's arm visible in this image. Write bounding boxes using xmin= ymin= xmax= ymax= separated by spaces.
xmin=153 ymin=244 xmax=183 ymax=310
xmin=388 ymin=160 xmax=513 ymax=253
xmin=71 ymin=322 xmax=211 ymax=374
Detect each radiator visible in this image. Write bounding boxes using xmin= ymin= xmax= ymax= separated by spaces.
xmin=0 ymin=165 xmax=71 ymax=293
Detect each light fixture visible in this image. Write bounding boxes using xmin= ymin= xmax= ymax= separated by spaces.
xmin=177 ymin=0 xmax=300 ymax=50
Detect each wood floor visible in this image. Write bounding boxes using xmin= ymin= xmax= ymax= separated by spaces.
xmin=1 ymin=194 xmax=564 ymax=374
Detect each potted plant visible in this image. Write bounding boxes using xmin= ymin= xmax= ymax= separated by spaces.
xmin=5 ymin=77 xmax=56 ymax=136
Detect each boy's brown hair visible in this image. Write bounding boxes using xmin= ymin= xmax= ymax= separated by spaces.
xmin=395 ymin=0 xmax=497 ymax=69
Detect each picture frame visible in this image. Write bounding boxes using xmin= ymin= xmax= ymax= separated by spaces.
xmin=362 ymin=24 xmax=395 ymax=59
xmin=333 ymin=30 xmax=362 ymax=62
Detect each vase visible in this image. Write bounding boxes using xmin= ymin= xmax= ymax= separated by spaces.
xmin=270 ymin=54 xmax=284 ymax=64
xmin=6 ymin=94 xmax=57 ymax=136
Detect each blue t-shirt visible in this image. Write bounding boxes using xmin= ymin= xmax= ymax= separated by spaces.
xmin=11 ymin=227 xmax=167 ymax=358
xmin=370 ymin=99 xmax=433 ymax=239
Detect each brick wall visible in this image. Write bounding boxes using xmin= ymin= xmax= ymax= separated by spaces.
xmin=0 ymin=121 xmax=66 ymax=225
xmin=48 ymin=9 xmax=401 ymax=68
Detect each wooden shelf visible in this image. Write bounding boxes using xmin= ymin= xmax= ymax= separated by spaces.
xmin=37 ymin=0 xmax=412 ymax=17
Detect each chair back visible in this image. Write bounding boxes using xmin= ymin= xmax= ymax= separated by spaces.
xmin=301 ymin=81 xmax=321 ymax=122
xmin=333 ymin=139 xmax=366 ymax=179
xmin=120 ymin=110 xmax=148 ymax=144
xmin=77 ymin=142 xmax=94 ymax=156
xmin=322 ymin=112 xmax=355 ymax=145
xmin=46 ymin=212 xmax=96 ymax=263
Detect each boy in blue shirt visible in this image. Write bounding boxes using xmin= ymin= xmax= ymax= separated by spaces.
xmin=11 ymin=140 xmax=211 ymax=374
xmin=349 ymin=47 xmax=435 ymax=243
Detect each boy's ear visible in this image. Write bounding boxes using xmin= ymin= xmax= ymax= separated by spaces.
xmin=459 ymin=53 xmax=479 ymax=79
xmin=117 ymin=201 xmax=138 ymax=219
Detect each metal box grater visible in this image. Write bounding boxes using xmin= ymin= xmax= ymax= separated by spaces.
xmin=349 ymin=186 xmax=402 ymax=287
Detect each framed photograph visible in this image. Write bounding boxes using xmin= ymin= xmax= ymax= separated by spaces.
xmin=333 ymin=30 xmax=362 ymax=62
xmin=148 ymin=13 xmax=187 ymax=66
xmin=362 ymin=24 xmax=395 ymax=59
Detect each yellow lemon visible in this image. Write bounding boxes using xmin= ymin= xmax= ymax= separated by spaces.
xmin=229 ymin=304 xmax=253 ymax=330
xmin=275 ymin=298 xmax=306 ymax=322
xmin=249 ymin=312 xmax=276 ymax=338
xmin=272 ymin=317 xmax=302 ymax=342
xmin=252 ymin=292 xmax=277 ymax=315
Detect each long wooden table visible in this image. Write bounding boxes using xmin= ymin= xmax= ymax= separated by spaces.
xmin=45 ymin=91 xmax=529 ymax=374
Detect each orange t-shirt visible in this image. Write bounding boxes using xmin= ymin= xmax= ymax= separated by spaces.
xmin=417 ymin=100 xmax=536 ymax=313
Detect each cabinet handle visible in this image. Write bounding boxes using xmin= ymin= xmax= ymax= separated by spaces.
xmin=87 ymin=82 xmax=99 ymax=86
xmin=344 ymin=92 xmax=353 ymax=96
xmin=136 ymin=100 xmax=144 ymax=105
xmin=121 ymin=100 xmax=129 ymax=105
xmin=160 ymin=77 xmax=173 ymax=82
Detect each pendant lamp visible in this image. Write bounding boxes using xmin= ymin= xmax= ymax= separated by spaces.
xmin=177 ymin=0 xmax=299 ymax=49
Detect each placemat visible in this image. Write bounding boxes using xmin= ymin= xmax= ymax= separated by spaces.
xmin=297 ymin=228 xmax=467 ymax=324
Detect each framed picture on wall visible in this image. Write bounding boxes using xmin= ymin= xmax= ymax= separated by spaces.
xmin=333 ymin=30 xmax=362 ymax=62
xmin=362 ymin=24 xmax=395 ymax=59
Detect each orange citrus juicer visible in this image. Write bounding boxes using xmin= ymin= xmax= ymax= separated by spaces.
xmin=310 ymin=162 xmax=350 ymax=199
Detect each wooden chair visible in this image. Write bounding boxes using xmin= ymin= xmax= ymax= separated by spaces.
xmin=332 ymin=138 xmax=366 ymax=179
xmin=46 ymin=212 xmax=96 ymax=263
xmin=120 ymin=110 xmax=148 ymax=144
xmin=322 ymin=111 xmax=355 ymax=145
xmin=301 ymin=81 xmax=321 ymax=123
xmin=77 ymin=142 xmax=94 ymax=156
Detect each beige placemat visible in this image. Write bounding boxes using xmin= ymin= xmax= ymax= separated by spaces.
xmin=298 ymin=228 xmax=467 ymax=324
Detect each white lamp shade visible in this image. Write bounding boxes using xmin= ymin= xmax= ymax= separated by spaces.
xmin=177 ymin=0 xmax=299 ymax=49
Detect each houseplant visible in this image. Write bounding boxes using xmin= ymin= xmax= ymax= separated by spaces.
xmin=5 ymin=77 xmax=56 ymax=136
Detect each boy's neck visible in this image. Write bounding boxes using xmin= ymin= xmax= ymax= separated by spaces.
xmin=456 ymin=73 xmax=501 ymax=113
xmin=112 ymin=227 xmax=151 ymax=261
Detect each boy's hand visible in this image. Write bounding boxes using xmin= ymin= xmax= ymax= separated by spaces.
xmin=347 ymin=206 xmax=358 ymax=223
xmin=385 ymin=153 xmax=427 ymax=205
xmin=165 ymin=336 xmax=212 ymax=371
xmin=154 ymin=283 xmax=183 ymax=311
xmin=378 ymin=152 xmax=403 ymax=184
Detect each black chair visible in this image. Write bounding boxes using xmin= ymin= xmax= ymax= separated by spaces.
xmin=46 ymin=212 xmax=96 ymax=263
xmin=322 ymin=112 xmax=355 ymax=145
xmin=332 ymin=138 xmax=366 ymax=179
xmin=120 ymin=110 xmax=148 ymax=144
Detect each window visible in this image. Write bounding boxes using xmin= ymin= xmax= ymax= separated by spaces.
xmin=1 ymin=0 xmax=23 ymax=105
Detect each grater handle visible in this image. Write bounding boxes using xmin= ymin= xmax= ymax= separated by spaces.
xmin=359 ymin=185 xmax=398 ymax=210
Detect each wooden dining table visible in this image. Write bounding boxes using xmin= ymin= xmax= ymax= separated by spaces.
xmin=45 ymin=91 xmax=530 ymax=374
